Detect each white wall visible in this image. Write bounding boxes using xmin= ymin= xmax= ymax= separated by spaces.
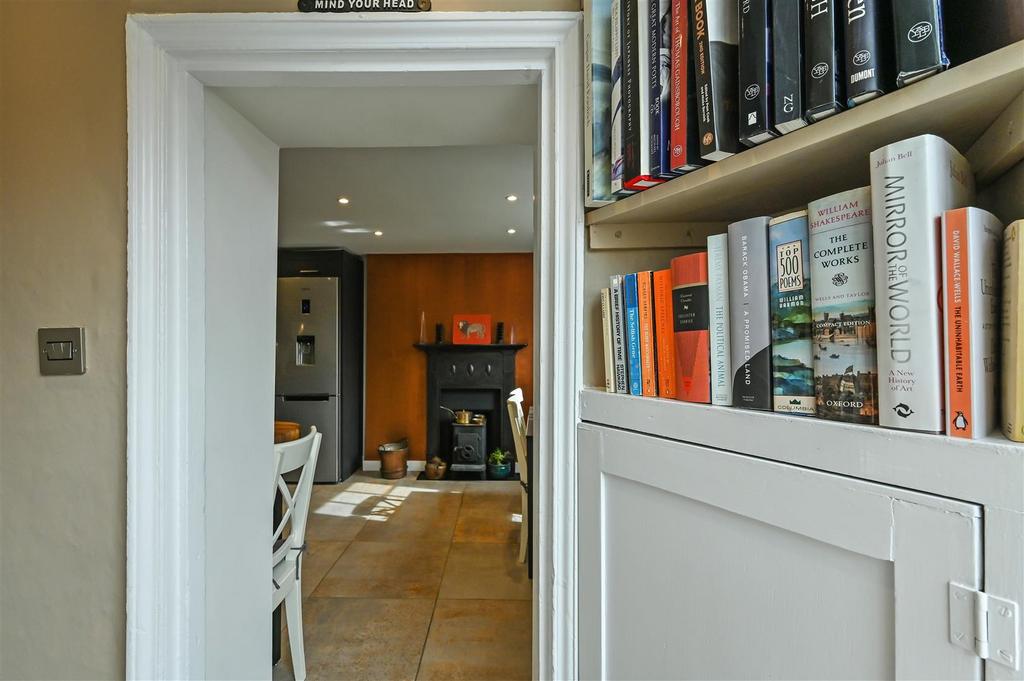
xmin=203 ymin=90 xmax=279 ymax=679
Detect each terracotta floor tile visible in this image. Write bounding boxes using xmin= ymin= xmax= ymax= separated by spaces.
xmin=417 ymin=599 xmax=532 ymax=681
xmin=356 ymin=489 xmax=463 ymax=543
xmin=300 ymin=541 xmax=349 ymax=599
xmin=439 ymin=543 xmax=530 ymax=601
xmin=313 ymin=540 xmax=450 ymax=599
xmin=453 ymin=488 xmax=523 ymax=544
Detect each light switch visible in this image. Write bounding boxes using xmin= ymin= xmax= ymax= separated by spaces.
xmin=38 ymin=327 xmax=86 ymax=375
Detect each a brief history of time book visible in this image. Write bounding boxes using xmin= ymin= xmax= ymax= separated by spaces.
xmin=670 ymin=0 xmax=704 ymax=172
xmin=870 ymin=134 xmax=975 ymax=432
xmin=624 ymin=0 xmax=664 ymax=189
xmin=601 ymin=287 xmax=616 ymax=392
xmin=942 ymin=207 xmax=1002 ymax=439
xmin=650 ymin=0 xmax=675 ymax=179
xmin=637 ymin=270 xmax=659 ymax=396
xmin=623 ymin=273 xmax=644 ymax=396
xmin=609 ymin=274 xmax=629 ymax=393
xmin=584 ymin=0 xmax=614 ymax=206
xmin=692 ymin=0 xmax=740 ymax=161
xmin=1003 ymin=220 xmax=1024 ymax=443
xmin=772 ymin=0 xmax=807 ymax=135
xmin=892 ymin=0 xmax=948 ymax=87
xmin=728 ymin=216 xmax=773 ymax=410
xmin=843 ymin=0 xmax=893 ymax=106
xmin=653 ymin=268 xmax=679 ymax=398
xmin=768 ymin=211 xmax=815 ymax=415
xmin=738 ymin=0 xmax=777 ymax=146
xmin=803 ymin=0 xmax=844 ymax=121
xmin=808 ymin=187 xmax=878 ymax=424
xmin=671 ymin=252 xmax=712 ymax=403
xmin=707 ymin=233 xmax=733 ymax=405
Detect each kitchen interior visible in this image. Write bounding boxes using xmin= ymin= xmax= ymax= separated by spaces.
xmin=212 ymin=81 xmax=539 ymax=679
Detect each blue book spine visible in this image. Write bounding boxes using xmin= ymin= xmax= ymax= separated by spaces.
xmin=624 ymin=273 xmax=643 ymax=396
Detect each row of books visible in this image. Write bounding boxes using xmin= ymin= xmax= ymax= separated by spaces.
xmin=599 ymin=134 xmax=1024 ymax=443
xmin=583 ymin=0 xmax=1023 ymax=206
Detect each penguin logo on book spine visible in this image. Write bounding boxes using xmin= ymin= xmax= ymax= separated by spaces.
xmin=952 ymin=411 xmax=969 ymax=431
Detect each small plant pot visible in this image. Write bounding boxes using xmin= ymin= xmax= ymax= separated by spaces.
xmin=487 ymin=462 xmax=511 ymax=480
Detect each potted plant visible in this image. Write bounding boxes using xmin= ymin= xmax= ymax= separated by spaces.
xmin=487 ymin=448 xmax=511 ymax=479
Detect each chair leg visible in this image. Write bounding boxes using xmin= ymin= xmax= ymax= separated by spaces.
xmin=519 ymin=490 xmax=529 ymax=564
xmin=285 ymin=581 xmax=306 ymax=681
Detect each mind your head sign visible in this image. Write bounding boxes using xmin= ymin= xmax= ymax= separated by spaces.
xmin=298 ymin=0 xmax=431 ymax=10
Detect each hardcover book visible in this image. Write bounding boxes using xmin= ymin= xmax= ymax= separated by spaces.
xmin=692 ymin=0 xmax=740 ymax=161
xmin=610 ymin=0 xmax=630 ymax=195
xmin=942 ymin=207 xmax=1002 ymax=439
xmin=584 ymin=0 xmax=615 ymax=206
xmin=650 ymin=0 xmax=676 ymax=179
xmin=707 ymin=233 xmax=733 ymax=405
xmin=728 ymin=216 xmax=773 ymax=410
xmin=942 ymin=1 xmax=1024 ymax=68
xmin=670 ymin=0 xmax=704 ymax=172
xmin=773 ymin=0 xmax=808 ymax=135
xmin=843 ymin=0 xmax=893 ymax=106
xmin=1003 ymin=220 xmax=1024 ymax=443
xmin=803 ymin=0 xmax=843 ymax=121
xmin=768 ymin=211 xmax=815 ymax=415
xmin=892 ymin=0 xmax=948 ymax=87
xmin=624 ymin=0 xmax=665 ymax=189
xmin=671 ymin=252 xmax=712 ymax=402
xmin=738 ymin=0 xmax=777 ymax=146
xmin=808 ymin=187 xmax=879 ymax=424
xmin=653 ymin=268 xmax=679 ymax=398
xmin=623 ymin=272 xmax=644 ymax=395
xmin=637 ymin=270 xmax=658 ymax=396
xmin=601 ymin=287 xmax=616 ymax=392
xmin=609 ymin=274 xmax=629 ymax=393
xmin=870 ymin=134 xmax=975 ymax=432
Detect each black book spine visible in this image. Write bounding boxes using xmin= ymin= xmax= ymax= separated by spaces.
xmin=738 ymin=0 xmax=776 ymax=146
xmin=692 ymin=0 xmax=740 ymax=161
xmin=844 ymin=0 xmax=893 ymax=105
xmin=649 ymin=0 xmax=663 ymax=176
xmin=803 ymin=0 xmax=843 ymax=121
xmin=892 ymin=0 xmax=948 ymax=87
xmin=622 ymin=0 xmax=642 ymax=184
xmin=772 ymin=0 xmax=805 ymax=134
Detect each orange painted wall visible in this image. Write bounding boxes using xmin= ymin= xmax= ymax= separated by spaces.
xmin=364 ymin=253 xmax=533 ymax=461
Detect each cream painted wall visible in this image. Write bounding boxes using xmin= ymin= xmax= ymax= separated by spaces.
xmin=0 ymin=1 xmax=577 ymax=678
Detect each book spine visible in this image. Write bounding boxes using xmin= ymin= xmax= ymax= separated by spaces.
xmin=769 ymin=211 xmax=816 ymax=415
xmin=648 ymin=0 xmax=663 ymax=177
xmin=585 ymin=0 xmax=615 ymax=206
xmin=708 ymin=233 xmax=732 ymax=405
xmin=671 ymin=253 xmax=712 ymax=403
xmin=772 ymin=0 xmax=807 ymax=135
xmin=1004 ymin=220 xmax=1024 ymax=442
xmin=892 ymin=0 xmax=948 ymax=87
xmin=843 ymin=0 xmax=893 ymax=106
xmin=738 ymin=0 xmax=776 ymax=146
xmin=808 ymin=186 xmax=878 ymax=424
xmin=637 ymin=271 xmax=658 ymax=396
xmin=728 ymin=216 xmax=773 ymax=410
xmin=624 ymin=273 xmax=643 ymax=395
xmin=653 ymin=268 xmax=679 ymax=398
xmin=803 ymin=0 xmax=843 ymax=121
xmin=609 ymin=275 xmax=629 ymax=393
xmin=692 ymin=0 xmax=740 ymax=162
xmin=670 ymin=0 xmax=705 ymax=172
xmin=622 ymin=0 xmax=643 ymax=187
xmin=610 ymin=0 xmax=627 ymax=195
xmin=870 ymin=134 xmax=975 ymax=432
xmin=655 ymin=0 xmax=676 ymax=178
xmin=601 ymin=287 xmax=615 ymax=392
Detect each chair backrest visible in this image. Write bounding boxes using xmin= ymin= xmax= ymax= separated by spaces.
xmin=506 ymin=388 xmax=528 ymax=485
xmin=273 ymin=427 xmax=322 ymax=555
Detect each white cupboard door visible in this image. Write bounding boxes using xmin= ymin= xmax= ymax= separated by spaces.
xmin=578 ymin=424 xmax=983 ymax=681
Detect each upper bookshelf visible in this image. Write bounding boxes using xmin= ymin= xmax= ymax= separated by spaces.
xmin=585 ymin=41 xmax=1024 ymax=228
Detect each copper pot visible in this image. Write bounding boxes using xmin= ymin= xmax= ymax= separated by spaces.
xmin=441 ymin=406 xmax=474 ymax=424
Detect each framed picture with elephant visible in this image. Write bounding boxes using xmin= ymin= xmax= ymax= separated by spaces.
xmin=452 ymin=313 xmax=492 ymax=345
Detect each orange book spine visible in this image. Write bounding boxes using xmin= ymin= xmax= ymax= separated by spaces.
xmin=671 ymin=252 xmax=711 ymax=403
xmin=653 ymin=269 xmax=678 ymax=398
xmin=637 ymin=271 xmax=658 ymax=396
xmin=944 ymin=209 xmax=973 ymax=438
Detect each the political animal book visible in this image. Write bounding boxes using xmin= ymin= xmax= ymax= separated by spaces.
xmin=870 ymin=134 xmax=974 ymax=433
xmin=609 ymin=274 xmax=629 ymax=393
xmin=692 ymin=0 xmax=740 ymax=161
xmin=624 ymin=0 xmax=664 ymax=189
xmin=772 ymin=0 xmax=807 ymax=135
xmin=600 ymin=287 xmax=616 ymax=392
xmin=671 ymin=252 xmax=711 ymax=402
xmin=803 ymin=0 xmax=844 ymax=121
xmin=1003 ymin=220 xmax=1024 ymax=443
xmin=892 ymin=0 xmax=948 ymax=87
xmin=808 ymin=187 xmax=879 ymax=424
xmin=584 ymin=0 xmax=615 ymax=206
xmin=637 ymin=271 xmax=658 ymax=396
xmin=707 ymin=233 xmax=732 ymax=405
xmin=650 ymin=0 xmax=675 ymax=179
xmin=728 ymin=216 xmax=773 ymax=410
xmin=738 ymin=0 xmax=776 ymax=146
xmin=843 ymin=0 xmax=893 ymax=106
xmin=942 ymin=208 xmax=1002 ymax=440
xmin=623 ymin=273 xmax=644 ymax=395
xmin=670 ymin=0 xmax=704 ymax=173
xmin=768 ymin=211 xmax=815 ymax=415
xmin=653 ymin=268 xmax=679 ymax=398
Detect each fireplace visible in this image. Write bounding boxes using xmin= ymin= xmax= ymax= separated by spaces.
xmin=415 ymin=343 xmax=526 ymax=471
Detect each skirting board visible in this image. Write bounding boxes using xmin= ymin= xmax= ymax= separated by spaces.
xmin=361 ymin=460 xmax=426 ymax=472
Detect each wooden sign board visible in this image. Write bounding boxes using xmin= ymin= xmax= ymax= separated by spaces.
xmin=298 ymin=0 xmax=431 ymax=11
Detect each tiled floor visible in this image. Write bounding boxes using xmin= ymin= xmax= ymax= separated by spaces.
xmin=274 ymin=471 xmax=531 ymax=681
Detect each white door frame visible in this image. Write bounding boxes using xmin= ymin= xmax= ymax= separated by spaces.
xmin=126 ymin=12 xmax=582 ymax=680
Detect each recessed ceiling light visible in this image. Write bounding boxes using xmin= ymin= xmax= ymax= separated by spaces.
xmin=506 ymin=228 xmax=518 ymax=235
xmin=373 ymin=230 xmax=384 ymax=237
xmin=506 ymin=194 xmax=518 ymax=202
xmin=322 ymin=220 xmax=351 ymax=228
xmin=337 ymin=196 xmax=350 ymax=205
xmin=340 ymin=227 xmax=371 ymax=234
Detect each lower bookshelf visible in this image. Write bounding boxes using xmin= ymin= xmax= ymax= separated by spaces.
xmin=580 ymin=387 xmax=1024 ymax=513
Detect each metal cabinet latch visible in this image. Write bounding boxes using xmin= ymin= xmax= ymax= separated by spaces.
xmin=950 ymin=582 xmax=1020 ymax=670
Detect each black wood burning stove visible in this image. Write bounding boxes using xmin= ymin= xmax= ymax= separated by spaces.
xmin=450 ymin=423 xmax=487 ymax=473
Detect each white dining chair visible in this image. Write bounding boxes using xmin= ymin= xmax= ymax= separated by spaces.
xmin=506 ymin=389 xmax=529 ymax=564
xmin=272 ymin=426 xmax=322 ymax=681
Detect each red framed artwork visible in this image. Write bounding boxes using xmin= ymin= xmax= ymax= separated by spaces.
xmin=452 ymin=314 xmax=492 ymax=345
